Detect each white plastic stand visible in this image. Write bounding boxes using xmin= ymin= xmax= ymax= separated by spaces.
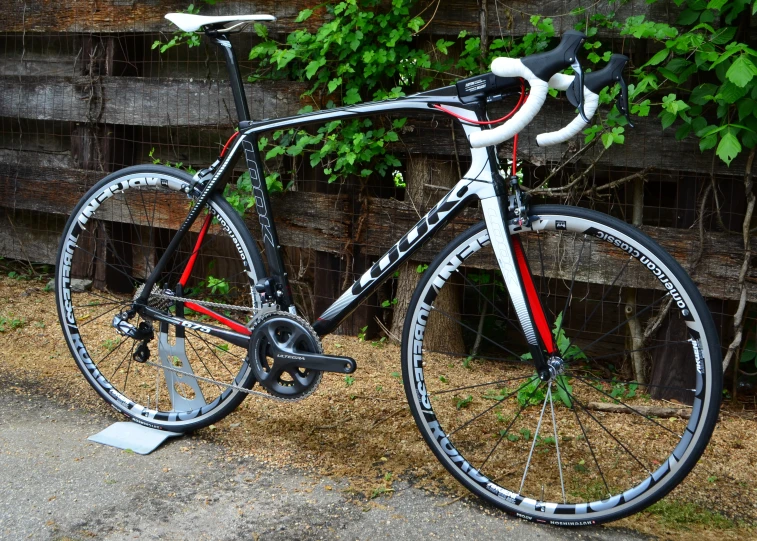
xmin=88 ymin=422 xmax=182 ymax=455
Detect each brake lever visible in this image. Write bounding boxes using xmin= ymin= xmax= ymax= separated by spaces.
xmin=571 ymin=57 xmax=588 ymax=123
xmin=617 ymin=75 xmax=634 ymax=128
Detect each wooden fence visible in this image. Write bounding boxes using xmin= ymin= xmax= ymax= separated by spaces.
xmin=0 ymin=0 xmax=754 ymax=338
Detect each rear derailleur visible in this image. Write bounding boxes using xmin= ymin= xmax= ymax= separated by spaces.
xmin=112 ymin=312 xmax=154 ymax=364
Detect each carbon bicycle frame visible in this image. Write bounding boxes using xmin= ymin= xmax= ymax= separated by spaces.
xmin=134 ymin=30 xmax=556 ymax=373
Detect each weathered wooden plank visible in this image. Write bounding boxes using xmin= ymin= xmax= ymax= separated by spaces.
xmin=396 ymin=102 xmax=748 ymax=177
xmin=0 ymin=52 xmax=79 ymax=77
xmin=425 ymin=0 xmax=678 ymax=39
xmin=8 ymin=0 xmax=324 ymax=34
xmin=0 ymin=76 xmax=308 ymax=127
xmin=0 ymin=208 xmax=64 ymax=265
xmin=6 ymin=0 xmax=671 ymax=38
xmin=1 ymin=167 xmax=754 ymax=303
xmin=0 ymin=74 xmax=739 ymax=176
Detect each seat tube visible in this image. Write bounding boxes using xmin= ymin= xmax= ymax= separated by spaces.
xmin=208 ymin=31 xmax=251 ymax=122
xmin=480 ymin=195 xmax=552 ymax=379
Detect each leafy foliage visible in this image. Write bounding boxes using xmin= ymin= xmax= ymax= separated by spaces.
xmin=157 ymin=0 xmax=755 ymax=194
xmin=584 ymin=0 xmax=757 ymax=166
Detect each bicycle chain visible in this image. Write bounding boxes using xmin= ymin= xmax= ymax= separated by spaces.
xmin=136 ymin=284 xmax=262 ymax=314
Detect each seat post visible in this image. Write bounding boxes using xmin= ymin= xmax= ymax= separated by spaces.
xmin=207 ymin=30 xmax=251 ymax=122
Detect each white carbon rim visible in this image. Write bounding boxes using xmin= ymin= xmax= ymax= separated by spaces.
xmin=404 ymin=211 xmax=716 ymax=524
xmin=56 ymin=171 xmax=260 ymax=429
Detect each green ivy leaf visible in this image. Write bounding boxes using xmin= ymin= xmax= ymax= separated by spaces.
xmin=716 ymin=131 xmax=742 ymax=165
xmin=676 ymin=122 xmax=693 ymax=140
xmin=706 ymin=0 xmax=729 ymax=10
xmin=711 ymin=27 xmax=737 ymax=45
xmin=295 ymin=8 xmax=314 ymax=23
xmin=722 ymin=83 xmax=749 ymax=105
xmin=743 ymin=130 xmax=757 ymax=149
xmin=643 ymin=48 xmax=670 ymax=67
xmin=738 ymin=99 xmax=755 ymax=121
xmin=676 ymin=9 xmax=701 ymax=25
xmin=253 ymin=23 xmax=268 ymax=39
xmin=690 ymin=83 xmax=718 ymax=105
xmin=726 ymin=55 xmax=757 ymax=88
xmin=265 ymin=146 xmax=286 ymax=160
xmin=344 ymin=87 xmax=362 ymax=105
xmin=660 ymin=111 xmax=677 ymax=130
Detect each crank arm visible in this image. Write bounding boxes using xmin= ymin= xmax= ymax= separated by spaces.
xmin=271 ymin=349 xmax=357 ymax=375
xmin=139 ymin=306 xmax=250 ymax=349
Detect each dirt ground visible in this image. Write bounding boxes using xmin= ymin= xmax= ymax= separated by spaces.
xmin=0 ymin=275 xmax=755 ymax=539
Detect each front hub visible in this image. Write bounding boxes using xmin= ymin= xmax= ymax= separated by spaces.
xmin=546 ymin=356 xmax=566 ymax=381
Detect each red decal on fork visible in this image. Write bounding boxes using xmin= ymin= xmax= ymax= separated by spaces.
xmin=511 ymin=236 xmax=557 ymax=354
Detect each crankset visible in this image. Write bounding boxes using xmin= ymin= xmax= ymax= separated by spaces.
xmin=249 ymin=312 xmax=356 ymax=400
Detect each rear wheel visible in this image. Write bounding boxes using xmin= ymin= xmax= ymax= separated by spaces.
xmin=402 ymin=205 xmax=721 ymax=525
xmin=55 ymin=165 xmax=264 ymax=432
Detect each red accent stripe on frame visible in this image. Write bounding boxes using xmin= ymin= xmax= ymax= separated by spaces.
xmin=512 ymin=236 xmax=556 ymax=354
xmin=184 ymin=301 xmax=251 ymax=336
xmin=179 ymin=214 xmax=212 ymax=288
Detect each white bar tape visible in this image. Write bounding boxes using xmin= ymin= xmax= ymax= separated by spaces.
xmin=468 ymin=58 xmax=549 ymax=149
xmin=547 ymin=73 xmax=574 ymax=92
xmin=535 ymin=87 xmax=599 ymax=146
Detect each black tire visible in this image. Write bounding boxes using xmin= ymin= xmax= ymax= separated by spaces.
xmin=402 ymin=205 xmax=722 ymax=525
xmin=55 ymin=165 xmax=265 ymax=432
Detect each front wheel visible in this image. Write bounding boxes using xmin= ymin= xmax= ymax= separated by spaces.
xmin=402 ymin=205 xmax=721 ymax=525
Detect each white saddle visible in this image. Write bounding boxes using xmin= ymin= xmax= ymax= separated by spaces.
xmin=165 ymin=13 xmax=276 ymax=33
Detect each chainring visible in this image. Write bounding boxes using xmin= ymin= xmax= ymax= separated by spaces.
xmin=248 ymin=311 xmax=322 ymax=400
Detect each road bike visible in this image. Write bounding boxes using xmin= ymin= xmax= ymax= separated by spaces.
xmin=54 ymin=12 xmax=722 ymax=526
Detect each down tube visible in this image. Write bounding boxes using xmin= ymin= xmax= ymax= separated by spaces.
xmin=312 ymin=181 xmax=478 ymax=336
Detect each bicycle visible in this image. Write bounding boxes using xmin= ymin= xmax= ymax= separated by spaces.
xmin=54 ymin=12 xmax=722 ymax=526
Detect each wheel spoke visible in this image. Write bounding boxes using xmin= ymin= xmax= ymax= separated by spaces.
xmin=558 ymin=378 xmax=651 ymax=476
xmin=549 ymin=384 xmax=566 ymax=504
xmin=554 ymin=235 xmax=587 ymax=343
xmin=422 ymin=349 xmax=533 ymax=368
xmin=554 ymin=376 xmax=611 ymax=499
xmin=519 ymin=384 xmax=550 ymax=495
xmin=570 ymin=293 xmax=671 ymax=362
xmin=572 ymin=375 xmax=683 ymax=437
xmin=430 ymin=374 xmax=534 ymax=397
xmin=430 ymin=305 xmax=526 ymax=361
xmin=584 ymin=340 xmax=691 ymax=362
xmin=102 ymin=338 xmax=132 ymax=379
xmin=566 ymin=371 xmax=695 ymax=394
xmin=457 ymin=269 xmax=522 ymax=333
xmin=187 ymin=329 xmax=238 ymax=379
xmin=558 ymin=256 xmax=633 ymax=357
xmin=449 ymin=376 xmax=539 ymax=437
xmin=78 ymin=304 xmax=122 ymax=328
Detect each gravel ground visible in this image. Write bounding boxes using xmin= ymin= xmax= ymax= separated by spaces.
xmin=0 ymin=389 xmax=650 ymax=541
